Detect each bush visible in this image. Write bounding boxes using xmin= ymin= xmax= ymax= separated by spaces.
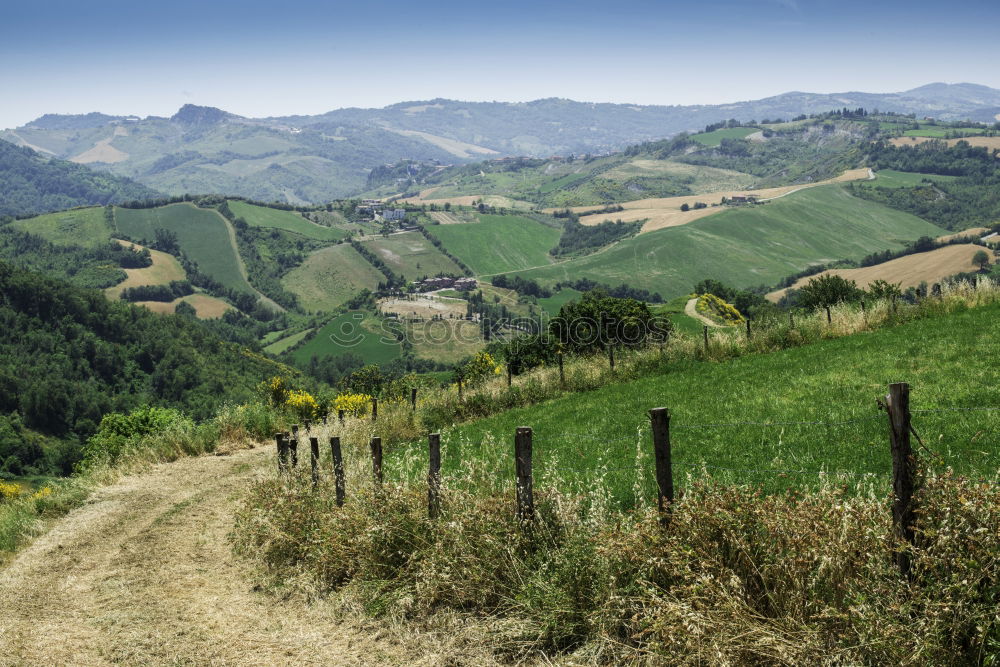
xmin=78 ymin=406 xmax=191 ymax=469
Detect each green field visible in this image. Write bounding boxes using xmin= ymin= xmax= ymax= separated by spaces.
xmin=228 ymin=200 xmax=346 ymax=241
xmin=263 ymin=328 xmax=314 ymax=355
xmin=282 ymin=244 xmax=386 ymax=312
xmin=427 ymin=214 xmax=561 ymax=275
xmin=690 ymin=127 xmax=760 ymax=147
xmin=537 ymin=288 xmax=583 ymax=316
xmin=360 ymin=232 xmax=464 ymax=280
xmin=292 ymin=312 xmax=401 ymax=365
xmin=10 ymin=207 xmax=111 ymax=248
xmin=416 ymin=300 xmax=1000 ymax=504
xmin=114 ymin=203 xmax=253 ymax=294
xmin=510 ymin=185 xmax=944 ymax=298
xmin=903 ymin=126 xmax=987 ymax=138
xmin=655 ymin=295 xmax=703 ymax=337
xmin=869 ymin=169 xmax=959 ymax=189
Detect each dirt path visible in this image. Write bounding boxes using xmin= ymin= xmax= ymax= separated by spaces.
xmin=0 ymin=447 xmax=431 ymax=666
xmin=685 ymin=297 xmax=723 ymax=328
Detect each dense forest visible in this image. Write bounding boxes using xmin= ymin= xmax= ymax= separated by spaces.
xmin=0 ymin=140 xmax=159 ymax=217
xmin=551 ymin=215 xmax=642 ymax=256
xmin=0 ymin=262 xmax=291 ymax=476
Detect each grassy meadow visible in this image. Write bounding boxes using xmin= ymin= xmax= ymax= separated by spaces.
xmin=114 ymin=203 xmax=253 ymax=294
xmin=512 ymin=185 xmax=944 ymax=298
xmin=690 ymin=126 xmax=760 ymax=147
xmin=360 ymin=231 xmax=464 ymax=279
xmin=10 ymin=207 xmax=111 ymax=248
xmin=291 ymin=311 xmax=401 ymax=365
xmin=228 ymin=200 xmax=346 ymax=241
xmin=426 ymin=214 xmax=561 ymax=275
xmin=281 ymin=244 xmax=385 ymax=312
xmin=868 ymin=169 xmax=959 ymax=188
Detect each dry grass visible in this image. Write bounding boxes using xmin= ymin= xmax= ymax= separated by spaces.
xmin=553 ymin=168 xmax=872 ymax=234
xmin=767 ymin=244 xmax=989 ymax=301
xmin=378 ymin=294 xmax=467 ymax=319
xmin=104 ymin=240 xmax=186 ymax=299
xmin=133 ymin=293 xmax=232 ymax=319
xmin=889 ymin=136 xmax=1000 ymax=150
xmin=69 ymin=135 xmax=130 ymax=164
xmin=400 ymin=191 xmax=534 ymax=210
xmin=427 ymin=211 xmax=474 ymax=224
xmin=384 ymin=127 xmax=499 ymax=158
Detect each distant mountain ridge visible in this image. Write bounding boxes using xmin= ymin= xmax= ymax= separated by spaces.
xmin=4 ymin=83 xmax=998 ymax=204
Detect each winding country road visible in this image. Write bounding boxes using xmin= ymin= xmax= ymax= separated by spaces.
xmin=0 ymin=447 xmax=471 ymax=666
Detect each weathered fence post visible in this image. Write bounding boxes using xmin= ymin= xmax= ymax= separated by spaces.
xmin=885 ymin=381 xmax=915 ymax=576
xmin=702 ymin=325 xmax=709 ymax=353
xmin=330 ymin=436 xmax=345 ymax=506
xmin=371 ymin=397 xmax=378 ymax=422
xmin=514 ymin=427 xmax=534 ymax=522
xmin=788 ymin=312 xmax=794 ymax=329
xmin=410 ymin=387 xmax=418 ymax=411
xmin=428 ymin=433 xmax=441 ymax=519
xmin=558 ymin=351 xmax=565 ymax=388
xmin=745 ymin=317 xmax=751 ymax=339
xmin=860 ymin=299 xmax=866 ymax=316
xmin=289 ymin=426 xmax=299 ymax=468
xmin=825 ymin=305 xmax=832 ymax=324
xmin=649 ymin=408 xmax=674 ymax=526
xmin=304 ymin=419 xmax=312 ymax=433
xmin=507 ymin=363 xmax=512 ymax=386
xmin=309 ymin=437 xmax=320 ymax=488
xmin=338 ymin=409 xmax=345 ymax=425
xmin=275 ymin=433 xmax=288 ymax=473
xmin=370 ymin=436 xmax=383 ymax=487
xmin=457 ymin=375 xmax=463 ymax=401
xmin=608 ymin=344 xmax=616 ymax=371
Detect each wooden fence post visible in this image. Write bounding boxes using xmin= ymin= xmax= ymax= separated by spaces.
xmin=649 ymin=408 xmax=674 ymax=526
xmin=702 ymin=325 xmax=709 ymax=353
xmin=309 ymin=437 xmax=320 ymax=488
xmin=558 ymin=351 xmax=565 ymax=388
xmin=338 ymin=409 xmax=345 ymax=424
xmin=330 ymin=436 xmax=345 ymax=506
xmin=745 ymin=318 xmax=751 ymax=339
xmin=428 ymin=433 xmax=441 ymax=519
xmin=304 ymin=419 xmax=312 ymax=433
xmin=371 ymin=398 xmax=378 ymax=422
xmin=608 ymin=344 xmax=616 ymax=371
xmin=370 ymin=436 xmax=383 ymax=487
xmin=507 ymin=363 xmax=512 ymax=386
xmin=514 ymin=427 xmax=534 ymax=521
xmin=289 ymin=426 xmax=299 ymax=468
xmin=789 ymin=312 xmax=794 ymax=329
xmin=411 ymin=387 xmax=418 ymax=411
xmin=275 ymin=433 xmax=288 ymax=473
xmin=458 ymin=375 xmax=463 ymax=400
xmin=885 ymin=382 xmax=915 ymax=576
xmin=861 ymin=299 xmax=866 ymax=316
xmin=825 ymin=305 xmax=832 ymax=324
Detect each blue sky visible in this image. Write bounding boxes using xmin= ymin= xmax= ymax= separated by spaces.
xmin=2 ymin=0 xmax=998 ymax=128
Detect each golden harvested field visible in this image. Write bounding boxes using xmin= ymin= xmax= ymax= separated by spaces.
xmin=936 ymin=227 xmax=990 ymax=243
xmin=555 ymin=168 xmax=872 ymax=234
xmin=766 ymin=244 xmax=988 ymax=302
xmin=133 ymin=294 xmax=232 ymax=319
xmin=70 ymin=131 xmax=130 ymax=164
xmin=378 ymin=294 xmax=468 ymax=320
xmin=105 ymin=240 xmax=186 ymax=299
xmin=889 ymin=136 xmax=1000 ymax=150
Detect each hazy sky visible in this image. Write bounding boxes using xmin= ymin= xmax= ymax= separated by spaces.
xmin=2 ymin=0 xmax=998 ymax=129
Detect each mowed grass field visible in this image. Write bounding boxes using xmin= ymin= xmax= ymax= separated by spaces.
xmin=689 ymin=127 xmax=760 ymax=147
xmin=406 ymin=300 xmax=1000 ymax=504
xmin=426 ymin=214 xmax=561 ymax=275
xmin=281 ymin=244 xmax=385 ymax=312
xmin=114 ymin=203 xmax=253 ymax=294
xmin=868 ymin=169 xmax=958 ymax=188
xmin=10 ymin=207 xmax=111 ymax=248
xmin=767 ymin=244 xmax=990 ymax=301
xmin=104 ymin=240 xmax=186 ymax=299
xmin=512 ymin=185 xmax=943 ymax=299
xmin=292 ymin=312 xmax=401 ymax=365
xmin=360 ymin=232 xmax=464 ymax=280
xmin=228 ymin=200 xmax=346 ymax=241
xmin=537 ymin=288 xmax=583 ymax=316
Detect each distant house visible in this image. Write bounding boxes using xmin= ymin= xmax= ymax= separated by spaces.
xmin=728 ymin=194 xmax=760 ymax=205
xmin=453 ymin=277 xmax=477 ymax=291
xmin=383 ymin=209 xmax=406 ymax=221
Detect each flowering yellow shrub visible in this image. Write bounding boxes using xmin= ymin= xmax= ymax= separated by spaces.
xmin=0 ymin=481 xmax=21 ymax=501
xmin=463 ymin=351 xmax=503 ymax=386
xmin=259 ymin=375 xmax=291 ymax=407
xmin=696 ymin=293 xmax=744 ymax=325
xmin=285 ymin=390 xmax=319 ymax=421
xmin=33 ymin=486 xmax=52 ymax=500
xmin=333 ymin=393 xmax=373 ymax=417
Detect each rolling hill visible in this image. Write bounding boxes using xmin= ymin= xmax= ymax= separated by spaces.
xmin=4 ymin=84 xmax=999 ymax=204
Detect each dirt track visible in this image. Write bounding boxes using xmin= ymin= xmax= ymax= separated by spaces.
xmin=0 ymin=447 xmax=440 ymax=666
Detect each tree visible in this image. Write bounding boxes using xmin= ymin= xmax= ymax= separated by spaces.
xmin=973 ymin=249 xmax=991 ymax=271
xmin=867 ymin=279 xmax=902 ymax=300
xmin=798 ymin=274 xmax=863 ymax=310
